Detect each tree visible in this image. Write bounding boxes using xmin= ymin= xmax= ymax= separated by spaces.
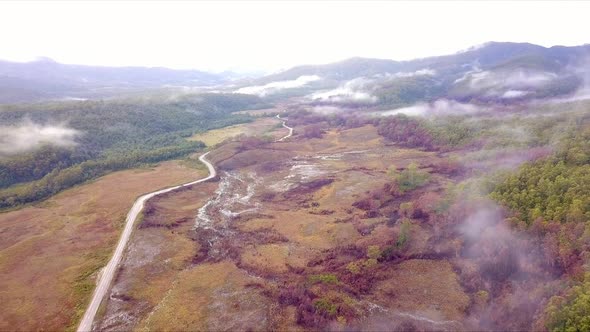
xmin=545 ymin=273 xmax=590 ymax=331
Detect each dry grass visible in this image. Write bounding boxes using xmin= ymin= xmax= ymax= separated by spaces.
xmin=188 ymin=116 xmax=284 ymax=147
xmin=241 ymin=243 xmax=309 ymax=274
xmin=95 ymin=180 xmax=218 ymax=331
xmin=90 ymin=124 xmax=466 ymax=330
xmin=138 ymin=262 xmax=272 ymax=331
xmin=0 ymin=160 xmax=205 ymax=331
xmin=372 ymin=259 xmax=470 ymax=321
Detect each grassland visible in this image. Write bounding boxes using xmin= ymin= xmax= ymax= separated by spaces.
xmin=96 ymin=123 xmax=469 ymax=330
xmin=0 ymin=160 xmax=206 ymax=331
xmin=0 ymin=114 xmax=294 ymax=331
xmin=188 ymin=116 xmax=285 ymax=147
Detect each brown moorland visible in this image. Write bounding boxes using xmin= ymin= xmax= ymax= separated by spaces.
xmin=0 ymin=160 xmax=207 ymax=331
xmin=95 ymin=123 xmax=473 ymax=330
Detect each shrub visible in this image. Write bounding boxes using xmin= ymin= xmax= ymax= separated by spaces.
xmin=308 ymin=273 xmax=339 ymax=285
xmin=346 ymin=262 xmax=361 ymax=274
xmin=303 ymin=124 xmax=325 ymax=138
xmin=396 ymin=219 xmax=411 ymax=249
xmin=313 ymin=298 xmax=338 ymax=316
xmin=399 ymin=202 xmax=415 ymax=218
xmin=391 ymin=162 xmax=430 ymax=194
xmin=367 ymin=245 xmax=381 ymax=260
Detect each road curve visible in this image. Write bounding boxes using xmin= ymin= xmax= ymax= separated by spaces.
xmin=276 ymin=113 xmax=293 ymax=141
xmin=77 ymin=152 xmax=216 ymax=332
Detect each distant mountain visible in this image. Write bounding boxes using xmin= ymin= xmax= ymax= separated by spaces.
xmin=240 ymin=42 xmax=590 ymax=107
xmin=0 ymin=58 xmax=232 ymax=103
xmin=258 ymin=57 xmax=403 ymax=83
xmin=258 ymin=42 xmax=590 ymax=83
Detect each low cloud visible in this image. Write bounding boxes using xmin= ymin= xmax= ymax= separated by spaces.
xmin=457 ymin=69 xmax=558 ymax=98
xmin=388 ymin=68 xmax=436 ymax=78
xmin=462 ymin=147 xmax=552 ymax=173
xmin=0 ymin=120 xmax=80 ymax=157
xmin=457 ymin=200 xmax=559 ymax=330
xmin=309 ymin=77 xmax=377 ymax=103
xmin=310 ymin=105 xmax=344 ymax=115
xmin=379 ymin=99 xmax=481 ymax=117
xmin=501 ymin=90 xmax=529 ymax=98
xmin=235 ymin=75 xmax=320 ymax=96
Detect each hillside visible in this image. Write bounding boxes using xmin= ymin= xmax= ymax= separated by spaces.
xmin=0 ymin=58 xmax=233 ymax=103
xmin=0 ymin=93 xmax=268 ymax=208
xmin=236 ymin=42 xmax=590 ymax=107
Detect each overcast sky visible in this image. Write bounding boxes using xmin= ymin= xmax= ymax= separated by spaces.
xmin=1 ymin=1 xmax=589 ymax=73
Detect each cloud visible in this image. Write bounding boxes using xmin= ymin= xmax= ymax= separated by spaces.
xmin=307 ymin=69 xmax=434 ymax=104
xmin=456 ymin=200 xmax=559 ymax=330
xmin=310 ymin=105 xmax=343 ymax=114
xmin=0 ymin=120 xmax=80 ymax=157
xmin=388 ymin=68 xmax=436 ymax=78
xmin=309 ymin=77 xmax=377 ymax=103
xmin=501 ymin=90 xmax=529 ymax=98
xmin=379 ymin=99 xmax=481 ymax=117
xmin=460 ymin=69 xmax=557 ymax=96
xmin=235 ymin=75 xmax=320 ymax=96
xmin=454 ymin=64 xmax=482 ymax=83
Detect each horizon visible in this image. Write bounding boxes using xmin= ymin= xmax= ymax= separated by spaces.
xmin=2 ymin=41 xmax=589 ymax=75
xmin=1 ymin=1 xmax=590 ymax=73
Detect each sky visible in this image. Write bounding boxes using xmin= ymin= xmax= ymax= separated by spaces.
xmin=1 ymin=1 xmax=589 ymax=73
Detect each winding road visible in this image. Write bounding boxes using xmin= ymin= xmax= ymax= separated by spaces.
xmin=78 ymin=115 xmax=293 ymax=331
xmin=276 ymin=113 xmax=293 ymax=141
xmin=77 ymin=152 xmax=216 ymax=332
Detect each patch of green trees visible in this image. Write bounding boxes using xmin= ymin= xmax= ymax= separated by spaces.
xmin=491 ymin=128 xmax=590 ymax=225
xmin=0 ymin=93 xmax=267 ymax=208
xmin=545 ymin=273 xmax=590 ymax=332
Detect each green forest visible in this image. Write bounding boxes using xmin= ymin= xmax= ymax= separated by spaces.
xmin=0 ymin=93 xmax=268 ymax=208
xmin=490 ymin=122 xmax=590 ymax=330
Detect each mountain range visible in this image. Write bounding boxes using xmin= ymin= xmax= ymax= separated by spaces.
xmin=1 ymin=42 xmax=589 ymax=104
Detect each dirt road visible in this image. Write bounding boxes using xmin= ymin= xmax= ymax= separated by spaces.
xmin=276 ymin=113 xmax=293 ymax=141
xmin=77 ymin=152 xmax=216 ymax=332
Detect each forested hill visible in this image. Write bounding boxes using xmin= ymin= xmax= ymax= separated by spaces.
xmin=235 ymin=42 xmax=590 ymax=108
xmin=0 ymin=93 xmax=268 ymax=208
xmin=257 ymin=42 xmax=590 ymax=83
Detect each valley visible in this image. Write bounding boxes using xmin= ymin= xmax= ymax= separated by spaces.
xmin=89 ymin=110 xmax=557 ymax=331
xmin=1 ymin=40 xmax=590 ymax=331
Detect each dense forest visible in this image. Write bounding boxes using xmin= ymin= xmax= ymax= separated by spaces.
xmin=490 ymin=123 xmax=590 ymax=331
xmin=0 ymin=93 xmax=268 ymax=208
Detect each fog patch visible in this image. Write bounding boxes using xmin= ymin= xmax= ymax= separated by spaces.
xmin=235 ymin=75 xmax=320 ymax=96
xmin=501 ymin=90 xmax=529 ymax=98
xmin=309 ymin=77 xmax=377 ymax=103
xmin=457 ymin=200 xmax=559 ymax=330
xmin=61 ymin=96 xmax=88 ymax=101
xmin=552 ymin=60 xmax=590 ymax=102
xmin=456 ymin=42 xmax=491 ymax=54
xmin=454 ymin=64 xmax=482 ymax=84
xmin=310 ymin=105 xmax=343 ymax=115
xmin=459 ymin=69 xmax=558 ymax=98
xmin=379 ymin=99 xmax=481 ymax=117
xmin=388 ymin=68 xmax=436 ymax=78
xmin=0 ymin=120 xmax=80 ymax=157
xmin=461 ymin=146 xmax=552 ymax=174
